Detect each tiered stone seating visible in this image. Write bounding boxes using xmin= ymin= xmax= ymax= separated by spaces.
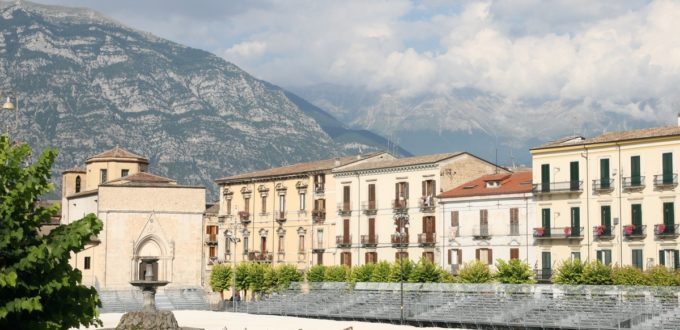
xmin=98 ymin=287 xmax=208 ymax=312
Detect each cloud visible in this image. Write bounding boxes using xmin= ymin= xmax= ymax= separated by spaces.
xmin=223 ymin=41 xmax=267 ymax=60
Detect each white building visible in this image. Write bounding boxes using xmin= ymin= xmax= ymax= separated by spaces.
xmin=437 ymin=172 xmax=535 ymax=273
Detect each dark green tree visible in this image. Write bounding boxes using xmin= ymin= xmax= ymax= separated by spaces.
xmin=408 ymin=257 xmax=442 ymax=283
xmin=369 ymin=261 xmax=392 ymax=282
xmin=0 ymin=135 xmax=104 ymax=329
xmin=209 ymin=264 xmax=233 ymax=299
xmin=306 ymin=265 xmax=326 ymax=282
xmin=495 ymin=259 xmax=536 ymax=284
xmin=553 ymin=259 xmax=585 ymax=285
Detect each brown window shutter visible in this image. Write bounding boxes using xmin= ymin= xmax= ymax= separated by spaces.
xmin=422 ymin=181 xmax=426 ymax=196
xmin=447 ymin=250 xmax=452 ymax=264
xmin=457 ymin=249 xmax=462 ymax=264
xmin=488 ymin=249 xmax=493 ymax=265
xmin=475 ymin=249 xmax=480 ymax=261
xmin=433 ymin=181 xmax=436 ymax=196
xmin=395 ymin=182 xmax=399 ymax=200
xmin=451 ymin=211 xmax=459 ymax=227
xmin=510 ymin=248 xmax=519 ymax=260
xmin=405 ymin=182 xmax=409 ymax=199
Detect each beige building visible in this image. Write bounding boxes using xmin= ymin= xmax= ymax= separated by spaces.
xmin=213 ymin=153 xmax=391 ymax=270
xmin=61 ymin=147 xmax=206 ymax=289
xmin=531 ymin=124 xmax=680 ymax=280
xmin=330 ymin=152 xmax=506 ymax=267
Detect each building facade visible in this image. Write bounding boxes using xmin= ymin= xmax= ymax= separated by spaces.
xmin=437 ymin=172 xmax=535 ymax=274
xmin=330 ymin=152 xmax=507 ymax=268
xmin=531 ymin=125 xmax=680 ymax=280
xmin=61 ymin=147 xmax=206 ymax=289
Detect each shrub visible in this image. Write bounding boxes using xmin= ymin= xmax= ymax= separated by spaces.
xmin=581 ymin=261 xmax=613 ymax=285
xmin=408 ymin=257 xmax=443 ymax=283
xmin=458 ymin=261 xmax=493 ymax=283
xmin=307 ymin=265 xmax=326 ymax=282
xmin=349 ymin=263 xmax=376 ymax=283
xmin=495 ymin=259 xmax=535 ymax=284
xmin=209 ymin=264 xmax=233 ymax=299
xmin=324 ymin=265 xmax=349 ymax=282
xmin=389 ymin=259 xmax=414 ymax=282
xmin=612 ymin=266 xmax=649 ymax=286
xmin=370 ymin=261 xmax=392 ymax=282
xmin=276 ymin=264 xmax=303 ymax=290
xmin=553 ymin=259 xmax=585 ymax=284
xmin=647 ymin=266 xmax=677 ymax=286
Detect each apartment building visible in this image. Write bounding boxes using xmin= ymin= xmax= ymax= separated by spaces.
xmin=531 ymin=124 xmax=680 ymax=280
xmin=437 ymin=171 xmax=535 ymax=273
xmin=330 ymin=152 xmax=506 ymax=267
xmin=213 ymin=153 xmax=391 ymax=270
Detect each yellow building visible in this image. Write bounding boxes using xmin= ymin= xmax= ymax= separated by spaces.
xmin=213 ymin=153 xmax=391 ymax=270
xmin=531 ymin=124 xmax=680 ymax=280
xmin=61 ymin=147 xmax=206 ymax=289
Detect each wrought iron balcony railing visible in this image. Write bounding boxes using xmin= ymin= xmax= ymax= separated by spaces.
xmin=337 ymin=202 xmax=351 ymax=216
xmin=392 ymin=199 xmax=408 ymax=212
xmin=655 ymin=224 xmax=679 ymax=238
xmin=593 ymin=225 xmax=614 ymax=239
xmin=622 ymin=176 xmax=645 ymax=189
xmin=276 ymin=210 xmax=286 ymax=222
xmin=417 ymin=233 xmax=436 ymax=246
xmin=361 ymin=201 xmax=377 ymax=215
xmin=205 ymin=233 xmax=218 ymax=245
xmin=623 ymin=224 xmax=646 ymax=239
xmin=312 ymin=209 xmax=326 ymax=223
xmin=335 ymin=235 xmax=352 ymax=247
xmin=473 ymin=225 xmax=491 ymax=239
xmin=419 ymin=196 xmax=436 ymax=213
xmin=360 ymin=235 xmax=378 ymax=247
xmin=592 ymin=179 xmax=615 ymax=192
xmin=533 ymin=181 xmax=583 ymax=194
xmin=390 ymin=233 xmax=409 ymax=246
xmin=238 ymin=211 xmax=251 ymax=223
xmin=533 ymin=226 xmax=584 ymax=239
xmin=653 ymin=174 xmax=678 ymax=188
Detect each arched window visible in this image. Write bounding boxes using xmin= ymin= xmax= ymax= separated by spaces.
xmin=75 ymin=176 xmax=81 ymax=193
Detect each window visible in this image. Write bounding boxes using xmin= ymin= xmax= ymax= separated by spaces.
xmin=206 ymin=225 xmax=218 ymax=241
xmin=316 ymin=252 xmax=324 ymax=265
xmin=601 ymin=205 xmax=611 ymax=234
xmin=510 ymin=248 xmax=519 ymax=260
xmin=278 ymin=234 xmax=285 ymax=253
xmin=395 ymin=251 xmax=408 ymax=261
xmin=279 ymin=194 xmax=286 ymax=213
xmin=395 ymin=182 xmax=409 ymax=207
xmin=260 ymin=236 xmax=267 ymax=253
xmin=662 ymin=152 xmax=673 ymax=184
xmin=663 ymin=202 xmax=675 ymax=227
xmin=226 ymin=199 xmax=232 ymax=215
xmin=243 ymin=236 xmax=249 ymax=254
xmin=631 ymin=156 xmax=641 ymax=186
xmin=599 ymin=158 xmax=610 ymax=189
xmin=342 ymin=186 xmax=350 ymax=211
xmin=299 ymin=192 xmax=306 ymax=210
xmin=421 ymin=180 xmax=436 ymax=206
xmin=298 ymin=234 xmax=305 ymax=252
xmin=225 ymin=238 xmax=231 ymax=254
xmin=422 ymin=251 xmax=434 ymax=263
xmin=541 ymin=164 xmax=550 ymax=192
xmin=75 ymin=176 xmax=81 ymax=193
xmin=316 ymin=229 xmax=324 ymax=248
xmin=244 ymin=197 xmax=250 ymax=213
xmin=570 ymin=207 xmax=580 ymax=236
xmin=261 ymin=196 xmax=267 ymax=213
xmin=510 ymin=208 xmax=519 ymax=236
xmin=341 ymin=252 xmax=352 ymax=267
xmin=100 ymin=169 xmax=107 ymax=183
xmin=541 ymin=208 xmax=551 ymax=236
xmin=596 ymin=249 xmax=612 ymax=265
xmin=479 ymin=209 xmax=489 ymax=236
xmin=632 ymin=249 xmax=643 ymax=270
xmin=659 ymin=249 xmax=679 ymax=270
xmin=571 ymin=252 xmax=581 ymax=260
xmin=368 ymin=184 xmax=376 ymax=209
xmin=450 ymin=211 xmax=459 ymax=237
xmin=209 ymin=246 xmax=217 ymax=258
xmin=448 ymin=249 xmax=462 ymax=265
xmin=84 ymin=256 xmax=91 ymax=270
xmin=570 ymin=161 xmax=580 ymax=190
xmin=476 ymin=248 xmax=492 ymax=265
xmin=541 ymin=252 xmax=552 ymax=280
xmin=121 ymin=169 xmax=129 ymax=177
xmin=632 ymin=204 xmax=642 ymax=227
xmin=365 ymin=252 xmax=377 ymax=264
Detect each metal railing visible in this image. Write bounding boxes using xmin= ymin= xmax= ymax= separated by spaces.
xmin=623 ymin=224 xmax=646 ymax=238
xmin=622 ymin=176 xmax=645 ymax=189
xmin=654 ymin=224 xmax=679 ymax=237
xmin=391 ymin=233 xmax=409 ymax=246
xmin=360 ymin=235 xmax=378 ymax=247
xmin=419 ymin=197 xmax=436 ymax=212
xmin=247 ymin=251 xmax=273 ymax=262
xmin=472 ymin=225 xmax=490 ymax=239
xmin=653 ymin=173 xmax=678 ymax=187
xmin=593 ymin=225 xmax=614 ymax=239
xmin=337 ymin=202 xmax=351 ymax=215
xmin=533 ymin=226 xmax=584 ymax=239
xmin=314 ymin=184 xmax=325 ymax=194
xmin=417 ymin=233 xmax=436 ymax=246
xmin=592 ymin=178 xmax=614 ymax=191
xmin=392 ymin=199 xmax=409 ymax=211
xmin=532 ymin=181 xmax=583 ymax=194
xmin=361 ymin=201 xmax=377 ymax=215
xmin=275 ymin=210 xmax=286 ymax=222
xmin=205 ymin=233 xmax=218 ymax=244
xmin=312 ymin=209 xmax=325 ymax=223
xmin=238 ymin=211 xmax=250 ymax=223
xmin=335 ymin=235 xmax=352 ymax=247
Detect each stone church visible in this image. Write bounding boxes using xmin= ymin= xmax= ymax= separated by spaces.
xmin=61 ymin=147 xmax=206 ymax=290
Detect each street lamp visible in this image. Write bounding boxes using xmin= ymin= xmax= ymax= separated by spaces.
xmin=225 ymin=228 xmax=241 ymax=312
xmin=1 ymin=94 xmax=18 ymax=135
xmin=394 ymin=213 xmax=410 ymax=325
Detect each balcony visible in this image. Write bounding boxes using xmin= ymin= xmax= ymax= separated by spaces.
xmin=655 ymin=224 xmax=679 ymax=238
xmin=592 ymin=179 xmax=615 ymax=192
xmin=535 ymin=269 xmax=553 ymax=284
xmin=419 ymin=196 xmax=436 ymax=213
xmin=314 ymin=183 xmax=325 ymax=195
xmin=312 ymin=243 xmax=325 ymax=253
xmin=509 ymin=225 xmax=520 ymax=236
xmin=217 ymin=215 xmax=230 ymax=223
xmin=360 ymin=235 xmax=378 ymax=247
xmin=361 ymin=201 xmax=377 ymax=215
xmin=623 ymin=225 xmax=646 ymax=239
xmin=593 ymin=225 xmax=614 ymax=240
xmin=337 ymin=202 xmax=351 ymax=216
xmin=532 ymin=181 xmax=583 ymax=195
xmin=312 ymin=209 xmax=326 ymax=224
xmin=238 ymin=211 xmax=251 ymax=224
xmin=205 ymin=233 xmax=218 ymax=245
xmin=622 ymin=176 xmax=645 ymax=190
xmin=533 ymin=226 xmax=584 ymax=240
xmin=335 ymin=235 xmax=352 ymax=248
xmin=275 ymin=211 xmax=286 ymax=223
xmin=391 ymin=233 xmax=409 ymax=247
xmin=473 ymin=225 xmax=491 ymax=240
xmin=417 ymin=233 xmax=436 ymax=246
xmin=247 ymin=251 xmax=273 ymax=262
xmin=653 ymin=174 xmax=678 ymax=188
xmin=392 ymin=199 xmax=409 ymax=213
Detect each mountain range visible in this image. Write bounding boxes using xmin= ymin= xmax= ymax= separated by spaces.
xmin=0 ymin=1 xmax=407 ymax=199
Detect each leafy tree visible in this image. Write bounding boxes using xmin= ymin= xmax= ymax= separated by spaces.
xmin=248 ymin=263 xmax=268 ymax=296
xmin=0 ymin=136 xmax=104 ymax=329
xmin=612 ymin=266 xmax=649 ymax=286
xmin=261 ymin=264 xmax=278 ymax=294
xmin=324 ymin=265 xmax=348 ymax=282
xmin=458 ymin=261 xmax=493 ymax=283
xmin=553 ymin=259 xmax=585 ymax=285
xmin=439 ymin=269 xmax=457 ymax=283
xmin=408 ymin=258 xmax=442 ymax=283
xmin=275 ymin=264 xmax=303 ymax=290
xmin=495 ymin=259 xmax=535 ymax=284
xmin=581 ymin=261 xmax=613 ymax=285
xmin=369 ymin=261 xmax=392 ymax=282
xmin=235 ymin=262 xmax=252 ymax=299
xmin=349 ymin=263 xmax=376 ymax=283
xmin=646 ymin=266 xmax=677 ymax=286
xmin=306 ymin=265 xmax=326 ymax=282
xmin=388 ymin=259 xmax=414 ymax=282
xmin=209 ymin=264 xmax=233 ymax=299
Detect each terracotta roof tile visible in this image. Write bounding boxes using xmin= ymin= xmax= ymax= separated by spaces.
xmin=532 ymin=126 xmax=680 ymax=150
xmin=103 ymin=172 xmax=178 ymax=187
xmin=62 ymin=166 xmax=85 ymax=174
xmin=335 ymin=152 xmax=464 ymax=172
xmin=438 ymin=171 xmax=533 ymax=199
xmin=86 ymin=146 xmax=149 ymax=163
xmin=205 ymin=203 xmax=220 ymax=215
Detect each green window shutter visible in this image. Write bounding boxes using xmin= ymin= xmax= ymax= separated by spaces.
xmin=600 ymin=158 xmax=610 ymax=188
xmin=570 ymin=161 xmax=579 ymax=191
xmin=541 ymin=164 xmax=550 ymax=192
xmin=663 ymin=153 xmax=673 ymax=184
xmin=541 ymin=252 xmax=551 ymax=270
xmin=542 ymin=209 xmax=551 ymax=236
xmin=604 ymin=250 xmax=612 ymax=265
xmin=632 ymin=204 xmax=642 ymax=227
xmin=631 ymin=156 xmax=641 ymax=186
xmin=571 ymin=207 xmax=580 ymax=236
xmin=601 ymin=206 xmax=611 ymax=227
xmin=675 ymin=250 xmax=680 ymax=270
xmin=596 ymin=250 xmax=603 ymax=263
xmin=632 ymin=250 xmax=643 ymax=270
xmin=659 ymin=250 xmax=665 ymax=266
xmin=664 ymin=202 xmax=675 ymax=226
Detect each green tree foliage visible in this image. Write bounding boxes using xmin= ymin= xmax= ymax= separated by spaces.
xmin=388 ymin=259 xmax=414 ymax=282
xmin=306 ymin=265 xmax=326 ymax=282
xmin=324 ymin=265 xmax=349 ymax=282
xmin=553 ymin=259 xmax=586 ymax=285
xmin=0 ymin=136 xmax=104 ymax=329
xmin=275 ymin=264 xmax=303 ymax=290
xmin=495 ymin=259 xmax=536 ymax=284
xmin=349 ymin=263 xmax=376 ymax=283
xmin=369 ymin=261 xmax=392 ymax=282
xmin=209 ymin=264 xmax=233 ymax=299
xmin=408 ymin=258 xmax=442 ymax=283
xmin=646 ymin=266 xmax=677 ymax=286
xmin=235 ymin=262 xmax=252 ymax=299
xmin=612 ymin=266 xmax=649 ymax=286
xmin=458 ymin=261 xmax=493 ymax=283
xmin=581 ymin=261 xmax=613 ymax=285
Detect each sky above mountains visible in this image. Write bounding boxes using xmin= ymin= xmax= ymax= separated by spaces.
xmin=35 ymin=0 xmax=680 ymax=130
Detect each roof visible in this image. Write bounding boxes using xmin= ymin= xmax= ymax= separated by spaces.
xmin=335 ymin=152 xmax=464 ymax=173
xmin=66 ymin=188 xmax=98 ymax=199
xmin=437 ymin=171 xmax=533 ymax=199
xmin=533 ymin=126 xmax=680 ymax=150
xmin=62 ymin=166 xmax=85 ymax=174
xmin=86 ymin=146 xmax=149 ymax=164
xmin=205 ymin=203 xmax=220 ymax=215
xmin=215 ymin=152 xmax=384 ymax=183
xmin=103 ymin=172 xmax=178 ymax=187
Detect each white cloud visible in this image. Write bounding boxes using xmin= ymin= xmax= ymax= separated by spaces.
xmin=223 ymin=41 xmax=267 ymax=60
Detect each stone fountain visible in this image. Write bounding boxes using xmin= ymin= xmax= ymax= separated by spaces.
xmin=114 ymin=258 xmax=201 ymax=330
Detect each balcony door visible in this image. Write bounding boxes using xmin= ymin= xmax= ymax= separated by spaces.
xmin=368 ymin=218 xmax=376 ymax=242
xmin=601 ymin=206 xmax=611 ymax=235
xmin=368 ymin=184 xmax=376 ymax=209
xmin=260 ymin=236 xmax=267 ymax=253
xmin=541 ymin=251 xmax=552 ymax=280
xmin=541 ymin=164 xmax=550 ymax=192
xmin=343 ymin=219 xmax=350 ymax=242
xmin=423 ymin=216 xmax=435 ymax=240
xmin=663 ymin=153 xmax=673 ymax=184
xmin=600 ymin=159 xmax=609 ymax=189
xmin=631 ymin=156 xmax=641 ymax=186
xmin=664 ymin=202 xmax=675 ymax=233
xmin=570 ymin=207 xmax=580 ymax=236
xmin=542 ymin=208 xmax=551 ymax=236
xmin=570 ymin=161 xmax=580 ymax=190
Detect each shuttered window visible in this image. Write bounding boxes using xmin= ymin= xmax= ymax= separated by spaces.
xmin=510 ymin=248 xmax=519 ymax=260
xmin=632 ymin=249 xmax=643 ymax=270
